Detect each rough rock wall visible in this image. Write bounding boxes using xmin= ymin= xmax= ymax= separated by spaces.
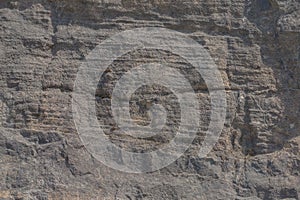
xmin=0 ymin=0 xmax=299 ymax=199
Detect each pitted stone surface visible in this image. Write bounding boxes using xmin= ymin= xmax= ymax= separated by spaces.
xmin=0 ymin=0 xmax=299 ymax=199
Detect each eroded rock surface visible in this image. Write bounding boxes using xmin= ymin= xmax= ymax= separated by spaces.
xmin=0 ymin=0 xmax=299 ymax=199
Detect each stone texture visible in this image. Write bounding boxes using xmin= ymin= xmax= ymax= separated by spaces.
xmin=0 ymin=0 xmax=299 ymax=199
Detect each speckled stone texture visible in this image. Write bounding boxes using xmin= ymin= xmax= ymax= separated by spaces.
xmin=0 ymin=0 xmax=299 ymax=199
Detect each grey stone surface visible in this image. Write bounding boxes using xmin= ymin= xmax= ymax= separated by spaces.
xmin=0 ymin=0 xmax=299 ymax=199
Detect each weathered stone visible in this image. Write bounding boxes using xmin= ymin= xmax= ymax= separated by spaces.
xmin=0 ymin=0 xmax=299 ymax=199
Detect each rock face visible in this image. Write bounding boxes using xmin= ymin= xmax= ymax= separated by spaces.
xmin=0 ymin=0 xmax=299 ymax=199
